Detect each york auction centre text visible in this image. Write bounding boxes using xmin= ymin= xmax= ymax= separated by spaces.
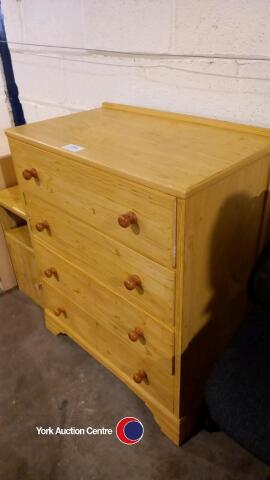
xmin=36 ymin=426 xmax=113 ymax=435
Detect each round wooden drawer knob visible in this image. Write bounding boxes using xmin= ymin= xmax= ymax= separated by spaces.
xmin=118 ymin=211 xmax=137 ymax=228
xmin=128 ymin=327 xmax=144 ymax=342
xmin=53 ymin=307 xmax=66 ymax=317
xmin=22 ymin=168 xmax=39 ymax=180
xmin=124 ymin=275 xmax=142 ymax=291
xmin=44 ymin=267 xmax=58 ymax=279
xmin=133 ymin=370 xmax=147 ymax=384
xmin=35 ymin=221 xmax=50 ymax=232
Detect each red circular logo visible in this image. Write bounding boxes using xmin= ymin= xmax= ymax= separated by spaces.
xmin=116 ymin=417 xmax=144 ymax=445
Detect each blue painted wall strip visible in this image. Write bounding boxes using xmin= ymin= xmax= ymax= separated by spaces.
xmin=0 ymin=4 xmax=25 ymax=126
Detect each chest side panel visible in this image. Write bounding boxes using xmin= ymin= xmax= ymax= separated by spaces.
xmin=179 ymin=154 xmax=270 ymax=425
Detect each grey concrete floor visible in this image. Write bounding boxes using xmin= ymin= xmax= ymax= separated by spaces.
xmin=0 ymin=289 xmax=270 ymax=480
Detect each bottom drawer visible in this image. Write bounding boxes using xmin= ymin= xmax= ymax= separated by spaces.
xmin=5 ymin=225 xmax=42 ymax=305
xmin=43 ymin=281 xmax=174 ymax=411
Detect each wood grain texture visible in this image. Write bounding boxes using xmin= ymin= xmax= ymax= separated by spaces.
xmin=0 ymin=185 xmax=26 ymax=220
xmin=9 ymin=139 xmax=176 ymax=267
xmin=43 ymin=283 xmax=174 ymax=410
xmin=0 ymin=154 xmax=16 ymax=190
xmin=25 ymin=192 xmax=175 ymax=326
xmin=150 ymin=403 xmax=180 ymax=445
xmin=0 ymin=202 xmax=19 ymax=291
xmin=103 ymin=102 xmax=270 ymax=138
xmin=179 ymin=154 xmax=270 ymax=422
xmin=34 ymin=239 xmax=174 ymax=374
xmin=0 ymin=130 xmax=10 ymax=157
xmin=0 ymin=204 xmax=24 ymax=232
xmin=0 ymin=144 xmax=18 ymax=291
xmin=6 ymin=105 xmax=270 ymax=198
xmin=5 ymin=224 xmax=32 ymax=251
xmin=5 ymin=226 xmax=42 ymax=305
xmin=172 ymin=199 xmax=185 ymax=418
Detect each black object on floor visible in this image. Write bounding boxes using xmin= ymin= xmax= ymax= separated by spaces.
xmin=206 ymin=239 xmax=270 ymax=466
xmin=206 ymin=306 xmax=270 ymax=466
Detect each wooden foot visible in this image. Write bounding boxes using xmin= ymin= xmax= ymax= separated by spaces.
xmin=147 ymin=402 xmax=180 ymax=445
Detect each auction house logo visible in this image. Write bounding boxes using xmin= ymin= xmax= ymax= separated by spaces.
xmin=116 ymin=417 xmax=144 ymax=445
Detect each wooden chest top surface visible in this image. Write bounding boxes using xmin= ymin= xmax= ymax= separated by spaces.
xmin=6 ymin=103 xmax=270 ymax=197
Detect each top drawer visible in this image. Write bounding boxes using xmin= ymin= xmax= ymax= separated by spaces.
xmin=9 ymin=140 xmax=176 ymax=268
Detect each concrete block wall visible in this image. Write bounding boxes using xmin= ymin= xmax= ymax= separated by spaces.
xmin=1 ymin=0 xmax=270 ymax=127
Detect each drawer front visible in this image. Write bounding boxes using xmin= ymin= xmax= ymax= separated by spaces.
xmin=43 ymin=282 xmax=174 ymax=410
xmin=26 ymin=193 xmax=175 ymax=326
xmin=10 ymin=139 xmax=176 ymax=268
xmin=34 ymin=240 xmax=174 ymax=373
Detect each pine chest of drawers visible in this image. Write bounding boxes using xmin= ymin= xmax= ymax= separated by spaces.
xmin=5 ymin=103 xmax=270 ymax=444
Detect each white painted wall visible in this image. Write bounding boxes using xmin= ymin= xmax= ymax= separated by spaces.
xmin=1 ymin=0 xmax=270 ymax=127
